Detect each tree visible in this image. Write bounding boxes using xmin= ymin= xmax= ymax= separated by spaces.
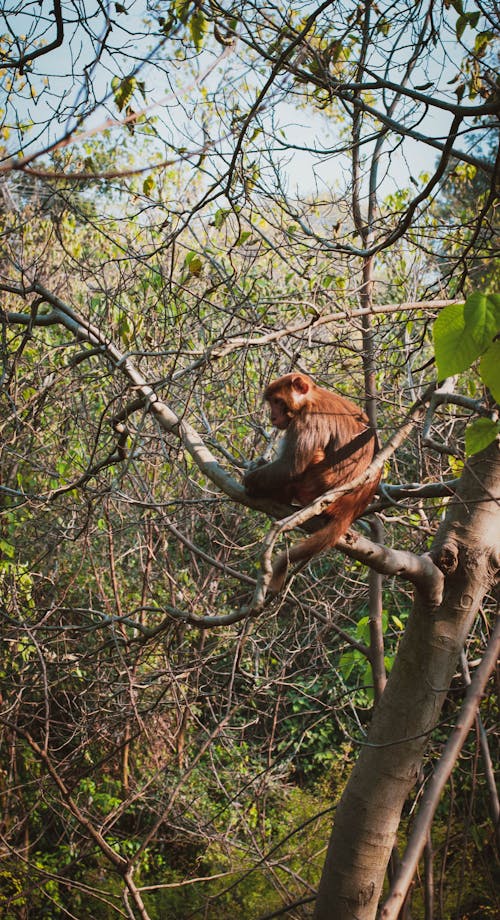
xmin=1 ymin=2 xmax=499 ymax=918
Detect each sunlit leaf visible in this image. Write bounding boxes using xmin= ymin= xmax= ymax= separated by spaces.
xmin=236 ymin=230 xmax=252 ymax=246
xmin=480 ymin=340 xmax=500 ymax=403
xmin=175 ymin=0 xmax=191 ymax=23
xmin=465 ymin=417 xmax=500 ymax=456
xmin=190 ymin=10 xmax=207 ymax=51
xmin=433 ymin=294 xmax=500 ymax=378
xmin=112 ymin=75 xmax=136 ymax=112
xmin=188 ymin=256 xmax=202 ymax=275
xmin=433 ymin=302 xmax=478 ymax=376
xmin=464 ymin=292 xmax=500 ymax=351
xmin=456 ymin=13 xmax=468 ymax=39
xmin=475 ymin=30 xmax=494 ymax=56
xmin=213 ymin=208 xmax=230 ymax=229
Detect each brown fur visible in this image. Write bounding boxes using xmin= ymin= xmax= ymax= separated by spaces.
xmin=244 ymin=373 xmax=380 ymax=592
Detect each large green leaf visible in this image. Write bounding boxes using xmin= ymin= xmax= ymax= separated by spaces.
xmin=111 ymin=75 xmax=137 ymax=112
xmin=190 ymin=10 xmax=207 ymax=51
xmin=480 ymin=340 xmax=500 ymax=404
xmin=433 ymin=302 xmax=479 ymax=376
xmin=465 ymin=417 xmax=500 ymax=456
xmin=433 ymin=293 xmax=500 ymax=378
xmin=464 ymin=292 xmax=500 ymax=351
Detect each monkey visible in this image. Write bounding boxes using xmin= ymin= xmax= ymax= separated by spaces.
xmin=244 ymin=372 xmax=380 ymax=592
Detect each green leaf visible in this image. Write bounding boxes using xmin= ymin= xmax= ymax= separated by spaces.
xmin=175 ymin=0 xmax=192 ymax=24
xmin=465 ymin=418 xmax=500 ymax=456
xmin=338 ymin=651 xmax=361 ymax=680
xmin=355 ymin=615 xmax=370 ymax=643
xmin=112 ymin=75 xmax=137 ymax=112
xmin=118 ymin=314 xmax=131 ymax=341
xmin=467 ymin=11 xmax=481 ymax=28
xmin=236 ymin=230 xmax=252 ymax=246
xmin=480 ymin=340 xmax=500 ymax=403
xmin=463 ymin=292 xmax=500 ymax=352
xmin=0 ymin=539 xmax=15 ymax=559
xmin=213 ymin=208 xmax=230 ymax=229
xmin=375 ymin=17 xmax=390 ymax=36
xmin=190 ymin=10 xmax=207 ymax=51
xmin=433 ymin=293 xmax=500 ymax=378
xmin=433 ymin=301 xmax=479 ymax=376
xmin=456 ymin=14 xmax=468 ymax=39
xmin=188 ymin=256 xmax=202 ymax=275
xmin=456 ymin=10 xmax=481 ymax=39
xmin=448 ymin=454 xmax=464 ymax=475
xmin=361 ymin=662 xmax=374 ymax=700
xmin=475 ymin=30 xmax=494 ymax=56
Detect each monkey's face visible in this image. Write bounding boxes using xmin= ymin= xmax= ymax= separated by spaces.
xmin=267 ymin=395 xmax=291 ymax=430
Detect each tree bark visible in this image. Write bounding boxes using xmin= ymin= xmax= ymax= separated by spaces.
xmin=382 ymin=615 xmax=500 ymax=919
xmin=314 ymin=440 xmax=500 ymax=920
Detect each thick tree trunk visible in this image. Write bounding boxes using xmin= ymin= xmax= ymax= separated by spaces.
xmin=314 ymin=441 xmax=500 ymax=920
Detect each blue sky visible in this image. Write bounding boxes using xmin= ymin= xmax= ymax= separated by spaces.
xmin=1 ymin=0 xmax=482 ymax=199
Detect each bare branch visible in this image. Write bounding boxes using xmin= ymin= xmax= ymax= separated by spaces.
xmin=2 ymin=0 xmax=64 ymax=73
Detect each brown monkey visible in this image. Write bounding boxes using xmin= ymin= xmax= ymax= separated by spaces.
xmin=244 ymin=373 xmax=380 ymax=592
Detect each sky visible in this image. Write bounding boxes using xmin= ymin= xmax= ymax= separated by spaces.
xmin=1 ymin=0 xmax=483 ymax=199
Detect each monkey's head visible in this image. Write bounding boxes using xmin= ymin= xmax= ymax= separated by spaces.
xmin=264 ymin=373 xmax=312 ymax=429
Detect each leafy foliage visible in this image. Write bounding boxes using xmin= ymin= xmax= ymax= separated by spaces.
xmin=433 ymin=292 xmax=500 ymax=452
xmin=0 ymin=1 xmax=498 ymax=917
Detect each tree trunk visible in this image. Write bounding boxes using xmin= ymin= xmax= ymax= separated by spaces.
xmin=314 ymin=441 xmax=500 ymax=920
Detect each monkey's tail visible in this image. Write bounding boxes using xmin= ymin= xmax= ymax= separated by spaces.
xmin=269 ymin=483 xmax=378 ymax=593
xmin=269 ymin=519 xmax=342 ymax=594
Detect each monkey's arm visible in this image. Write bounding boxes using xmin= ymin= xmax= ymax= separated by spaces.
xmin=286 ymin=420 xmax=333 ymax=477
xmin=243 ymin=457 xmax=294 ymax=501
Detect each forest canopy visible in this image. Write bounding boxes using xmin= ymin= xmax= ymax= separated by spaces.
xmin=0 ymin=2 xmax=499 ymax=919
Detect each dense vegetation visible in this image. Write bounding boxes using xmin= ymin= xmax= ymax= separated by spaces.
xmin=1 ymin=2 xmax=499 ymax=918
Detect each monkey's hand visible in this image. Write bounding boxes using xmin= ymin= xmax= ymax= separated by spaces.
xmin=244 ymin=457 xmax=267 ymax=474
xmin=243 ymin=461 xmax=264 ymax=496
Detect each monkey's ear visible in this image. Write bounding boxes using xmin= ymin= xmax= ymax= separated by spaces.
xmin=291 ymin=374 xmax=310 ymax=394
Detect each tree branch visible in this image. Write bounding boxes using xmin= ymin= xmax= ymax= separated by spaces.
xmin=337 ymin=533 xmax=443 ymax=606
xmin=3 ymin=0 xmax=64 ymax=73
xmin=3 ymin=280 xmax=444 ymax=609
